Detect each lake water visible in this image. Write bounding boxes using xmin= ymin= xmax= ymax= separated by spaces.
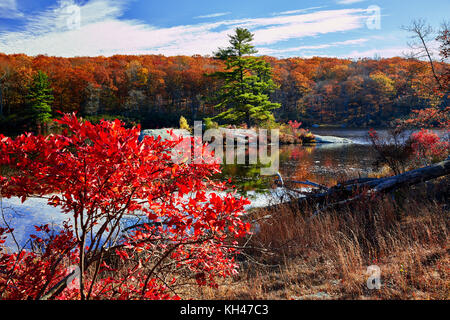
xmin=220 ymin=128 xmax=449 ymax=193
xmin=1 ymin=128 xmax=445 ymax=249
xmin=220 ymin=128 xmax=379 ymax=193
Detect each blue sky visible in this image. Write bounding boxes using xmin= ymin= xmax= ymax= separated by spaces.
xmin=0 ymin=0 xmax=448 ymax=58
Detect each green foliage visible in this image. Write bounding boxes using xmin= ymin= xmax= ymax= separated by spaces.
xmin=204 ymin=117 xmax=219 ymax=130
xmin=25 ymin=71 xmax=54 ymax=132
xmin=210 ymin=28 xmax=280 ymax=127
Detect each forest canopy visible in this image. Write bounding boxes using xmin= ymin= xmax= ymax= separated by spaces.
xmin=0 ymin=52 xmax=448 ymax=134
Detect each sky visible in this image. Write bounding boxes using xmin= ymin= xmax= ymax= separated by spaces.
xmin=0 ymin=0 xmax=448 ymax=58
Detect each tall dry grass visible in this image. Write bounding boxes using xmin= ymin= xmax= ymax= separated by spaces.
xmin=194 ymin=178 xmax=449 ymax=300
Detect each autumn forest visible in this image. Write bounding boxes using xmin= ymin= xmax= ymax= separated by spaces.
xmin=0 ymin=0 xmax=449 ymax=303
xmin=1 ymin=52 xmax=448 ymax=134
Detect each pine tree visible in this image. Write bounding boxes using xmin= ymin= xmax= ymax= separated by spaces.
xmin=210 ymin=28 xmax=280 ymax=127
xmin=26 ymin=71 xmax=54 ymax=133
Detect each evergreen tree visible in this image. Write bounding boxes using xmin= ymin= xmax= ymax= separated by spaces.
xmin=210 ymin=28 xmax=280 ymax=127
xmin=26 ymin=71 xmax=54 ymax=133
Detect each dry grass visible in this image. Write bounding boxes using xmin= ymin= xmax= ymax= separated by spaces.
xmin=192 ymin=178 xmax=450 ymax=300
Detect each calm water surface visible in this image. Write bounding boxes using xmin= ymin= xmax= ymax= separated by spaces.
xmin=2 ymin=129 xmax=446 ymax=248
xmin=221 ymin=128 xmax=448 ymax=193
xmin=221 ymin=129 xmax=382 ymax=193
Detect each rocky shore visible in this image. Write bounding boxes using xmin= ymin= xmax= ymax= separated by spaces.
xmin=139 ymin=129 xmax=354 ymax=145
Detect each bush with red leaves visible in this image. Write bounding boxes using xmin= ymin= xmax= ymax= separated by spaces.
xmin=0 ymin=114 xmax=250 ymax=300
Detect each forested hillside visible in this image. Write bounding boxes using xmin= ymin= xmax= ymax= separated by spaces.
xmin=0 ymin=53 xmax=447 ymax=133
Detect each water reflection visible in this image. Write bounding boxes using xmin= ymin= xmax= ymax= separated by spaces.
xmin=219 ymin=150 xmax=276 ymax=193
xmin=219 ymin=129 xmax=382 ymax=193
xmin=278 ymin=144 xmax=377 ymax=186
xmin=220 ymin=144 xmax=377 ymax=194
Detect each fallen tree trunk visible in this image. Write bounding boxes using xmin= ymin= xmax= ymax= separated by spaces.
xmin=337 ymin=157 xmax=447 ymax=192
xmin=303 ymin=157 xmax=450 ymax=211
xmin=269 ymin=158 xmax=450 ymax=214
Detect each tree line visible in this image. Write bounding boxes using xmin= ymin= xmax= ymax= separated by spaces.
xmin=0 ymin=29 xmax=447 ymax=134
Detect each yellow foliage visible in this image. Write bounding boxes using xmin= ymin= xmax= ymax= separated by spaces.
xmin=179 ymin=116 xmax=191 ymax=131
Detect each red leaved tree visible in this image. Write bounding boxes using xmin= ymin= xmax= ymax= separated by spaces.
xmin=410 ymin=129 xmax=449 ymax=165
xmin=0 ymin=113 xmax=250 ymax=300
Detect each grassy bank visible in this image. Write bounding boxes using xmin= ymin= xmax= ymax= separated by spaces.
xmin=190 ymin=177 xmax=449 ymax=300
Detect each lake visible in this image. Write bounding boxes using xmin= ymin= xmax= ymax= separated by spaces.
xmin=0 ymin=128 xmax=444 ymax=249
xmin=220 ymin=127 xmax=449 ymax=194
xmin=220 ymin=128 xmax=379 ymax=193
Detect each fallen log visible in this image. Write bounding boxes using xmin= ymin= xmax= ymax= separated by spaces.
xmin=304 ymin=157 xmax=450 ymax=212
xmin=268 ymin=158 xmax=450 ymax=214
xmin=339 ymin=157 xmax=448 ymax=193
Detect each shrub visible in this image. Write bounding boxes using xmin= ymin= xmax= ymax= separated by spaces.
xmin=410 ymin=129 xmax=449 ymax=165
xmin=204 ymin=118 xmax=219 ymax=131
xmin=179 ymin=116 xmax=191 ymax=131
xmin=369 ymin=128 xmax=449 ymax=175
xmin=282 ymin=120 xmax=315 ymax=144
xmin=368 ymin=128 xmax=415 ymax=175
xmin=0 ymin=114 xmax=250 ymax=300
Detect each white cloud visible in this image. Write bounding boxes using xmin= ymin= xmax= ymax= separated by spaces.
xmin=194 ymin=12 xmax=231 ymax=19
xmin=336 ymin=0 xmax=366 ymax=4
xmin=0 ymin=0 xmax=17 ymax=11
xmin=273 ymin=7 xmax=325 ymax=15
xmin=259 ymin=38 xmax=369 ymax=55
xmin=0 ymin=0 xmax=23 ymax=18
xmin=249 ymin=9 xmax=368 ymax=46
xmin=0 ymin=0 xmax=371 ymax=57
xmin=338 ymin=46 xmax=409 ymax=59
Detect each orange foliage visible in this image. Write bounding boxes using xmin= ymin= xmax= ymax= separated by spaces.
xmin=0 ymin=53 xmax=448 ymax=132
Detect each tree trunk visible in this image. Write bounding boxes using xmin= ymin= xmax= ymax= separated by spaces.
xmin=290 ymin=158 xmax=450 ymax=210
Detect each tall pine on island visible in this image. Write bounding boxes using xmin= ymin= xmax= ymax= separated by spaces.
xmin=209 ymin=28 xmax=280 ymax=128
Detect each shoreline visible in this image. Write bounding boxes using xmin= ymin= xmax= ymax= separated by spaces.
xmin=139 ymin=129 xmax=355 ymax=145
